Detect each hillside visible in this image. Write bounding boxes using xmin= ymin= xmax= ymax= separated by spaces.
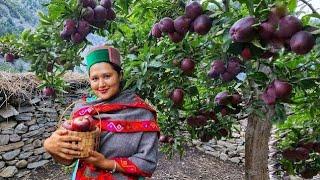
xmin=0 ymin=0 xmax=49 ymax=36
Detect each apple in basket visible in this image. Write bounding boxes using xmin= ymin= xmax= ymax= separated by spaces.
xmin=72 ymin=115 xmax=96 ymax=132
xmin=61 ymin=120 xmax=73 ymax=130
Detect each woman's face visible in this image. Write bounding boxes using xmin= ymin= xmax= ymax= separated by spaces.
xmin=89 ymin=62 xmax=122 ymax=100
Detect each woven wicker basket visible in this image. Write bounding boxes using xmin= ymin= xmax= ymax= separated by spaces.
xmin=58 ymin=101 xmax=101 ymax=158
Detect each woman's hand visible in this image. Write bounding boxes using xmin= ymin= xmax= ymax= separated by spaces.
xmin=44 ymin=129 xmax=82 ymax=160
xmin=82 ymin=150 xmax=111 ymax=169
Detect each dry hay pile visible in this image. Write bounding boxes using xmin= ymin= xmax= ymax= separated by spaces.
xmin=0 ymin=71 xmax=88 ymax=106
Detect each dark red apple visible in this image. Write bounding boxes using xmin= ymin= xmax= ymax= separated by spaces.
xmin=231 ymin=94 xmax=242 ymax=105
xmin=294 ymin=147 xmax=309 ymax=161
xmin=290 ymin=31 xmax=315 ymax=55
xmin=77 ymin=20 xmax=91 ymax=37
xmin=275 ymin=15 xmax=302 ymax=39
xmin=259 ymin=22 xmax=276 ymax=40
xmin=273 ymin=80 xmax=292 ymax=99
xmin=226 ymin=58 xmax=241 ymax=76
xmin=282 ymin=148 xmax=297 ymax=161
xmin=208 ymin=68 xmax=220 ymax=79
xmin=211 ymin=60 xmax=226 ymax=74
xmin=72 ymin=116 xmax=91 ymax=132
xmin=151 ymin=23 xmax=162 ymax=38
xmin=261 ymin=85 xmax=277 ymax=105
xmin=193 ymin=15 xmax=212 ymax=35
xmin=4 ymin=53 xmax=15 ymax=63
xmin=313 ymin=142 xmax=320 ymax=153
xmin=214 ymin=91 xmax=230 ymax=105
xmin=241 ymin=48 xmax=252 ymax=60
xmin=218 ymin=128 xmax=229 ymax=137
xmin=158 ymin=17 xmax=175 ymax=33
xmin=63 ymin=19 xmax=77 ymax=35
xmin=60 ymin=30 xmax=70 ymax=40
xmin=185 ymin=1 xmax=202 ymax=20
xmin=106 ymin=8 xmax=116 ymax=20
xmin=174 ymin=16 xmax=191 ymax=34
xmin=71 ymin=32 xmax=84 ymax=44
xmin=43 ymin=87 xmax=55 ymax=96
xmin=83 ymin=7 xmax=95 ymax=23
xmin=100 ymin=0 xmax=112 ymax=9
xmin=94 ymin=5 xmax=107 ymax=21
xmin=159 ymin=135 xmax=168 ymax=143
xmin=168 ymin=31 xmax=184 ymax=43
xmin=180 ymin=58 xmax=195 ymax=74
xmin=229 ymin=16 xmax=256 ymax=42
xmin=220 ymin=71 xmax=235 ymax=82
xmin=170 ymin=88 xmax=184 ymax=106
xmin=78 ymin=0 xmax=91 ymax=7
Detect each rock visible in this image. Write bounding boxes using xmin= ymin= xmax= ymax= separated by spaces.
xmin=47 ymin=122 xmax=57 ymax=127
xmin=22 ymin=128 xmax=45 ymax=138
xmin=27 ymin=156 xmax=41 ymax=163
xmin=17 ymin=106 xmax=35 ymax=113
xmin=9 ymin=134 xmax=21 ymax=142
xmin=15 ymin=170 xmax=31 ymax=178
xmin=46 ymin=113 xmax=58 ymax=119
xmin=1 ymin=129 xmax=14 ymax=134
xmin=32 ymin=139 xmax=42 ymax=148
xmin=228 ymin=150 xmax=238 ymax=158
xmin=0 ymin=166 xmax=17 ymax=177
xmin=34 ymin=147 xmax=45 ymax=155
xmin=0 ymin=161 xmax=5 ymax=169
xmin=42 ymin=152 xmax=51 ymax=159
xmin=211 ymin=145 xmax=224 ymax=150
xmin=15 ymin=113 xmax=33 ymax=121
xmin=0 ymin=135 xmax=9 ymax=145
xmin=29 ymin=125 xmax=39 ymax=131
xmin=15 ymin=123 xmax=28 ymax=134
xmin=29 ymin=98 xmax=41 ymax=104
xmin=27 ymin=160 xmax=49 ymax=169
xmin=220 ymin=153 xmax=228 ymax=161
xmin=0 ymin=141 xmax=24 ymax=152
xmin=230 ymin=157 xmax=241 ymax=164
xmin=18 ymin=151 xmax=33 ymax=159
xmin=25 ymin=118 xmax=37 ymax=126
xmin=0 ymin=105 xmax=19 ymax=118
xmin=205 ymin=151 xmax=220 ymax=158
xmin=25 ymin=138 xmax=34 ymax=144
xmin=0 ymin=120 xmax=17 ymax=130
xmin=36 ymin=118 xmax=47 ymax=124
xmin=237 ymin=146 xmax=245 ymax=153
xmin=202 ymin=145 xmax=214 ymax=152
xmin=22 ymin=144 xmax=34 ymax=152
xmin=42 ymin=132 xmax=51 ymax=138
xmin=38 ymin=108 xmax=56 ymax=113
xmin=236 ymin=139 xmax=244 ymax=145
xmin=16 ymin=160 xmax=28 ymax=169
xmin=6 ymin=160 xmax=18 ymax=166
xmin=2 ymin=149 xmax=21 ymax=161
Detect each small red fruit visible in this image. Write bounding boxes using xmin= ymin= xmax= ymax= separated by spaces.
xmin=180 ymin=58 xmax=195 ymax=74
xmin=241 ymin=48 xmax=252 ymax=60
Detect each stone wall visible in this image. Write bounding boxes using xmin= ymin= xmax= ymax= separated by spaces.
xmin=0 ymin=88 xmax=85 ymax=178
xmin=193 ymin=119 xmax=247 ymax=165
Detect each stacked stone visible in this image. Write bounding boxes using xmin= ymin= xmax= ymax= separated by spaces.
xmin=193 ymin=119 xmax=247 ymax=165
xmin=0 ymin=90 xmax=83 ymax=178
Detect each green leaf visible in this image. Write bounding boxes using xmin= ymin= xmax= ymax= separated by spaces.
xmin=288 ymin=0 xmax=297 ymax=12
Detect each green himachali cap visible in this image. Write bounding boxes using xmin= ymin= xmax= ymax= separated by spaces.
xmin=85 ymin=45 xmax=121 ymax=73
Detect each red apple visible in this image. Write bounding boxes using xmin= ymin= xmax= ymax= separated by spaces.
xmin=43 ymin=87 xmax=55 ymax=96
xmin=4 ymin=53 xmax=15 ymax=63
xmin=72 ymin=116 xmax=91 ymax=132
xmin=241 ymin=48 xmax=252 ymax=60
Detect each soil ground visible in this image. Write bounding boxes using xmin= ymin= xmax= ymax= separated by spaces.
xmin=23 ymin=147 xmax=245 ymax=180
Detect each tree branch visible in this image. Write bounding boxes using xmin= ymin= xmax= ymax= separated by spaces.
xmin=299 ymin=0 xmax=319 ymax=15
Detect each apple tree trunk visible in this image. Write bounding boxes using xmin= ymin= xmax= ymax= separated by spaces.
xmin=245 ymin=107 xmax=274 ymax=180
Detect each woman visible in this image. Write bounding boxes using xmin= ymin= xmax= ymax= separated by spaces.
xmin=44 ymin=45 xmax=160 ymax=180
